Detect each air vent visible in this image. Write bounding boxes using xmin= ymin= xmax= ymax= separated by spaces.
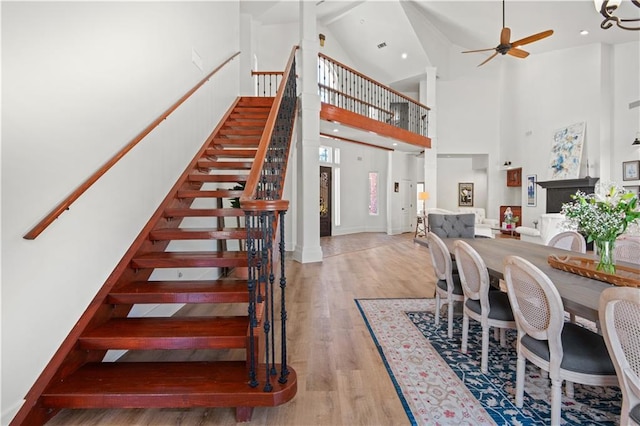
xmin=377 ymin=42 xmax=387 ymax=49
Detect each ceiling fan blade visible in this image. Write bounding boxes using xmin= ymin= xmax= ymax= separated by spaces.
xmin=478 ymin=52 xmax=499 ymax=67
xmin=507 ymin=48 xmax=529 ymax=58
xmin=462 ymin=48 xmax=497 ymax=53
xmin=511 ymin=29 xmax=554 ymax=48
xmin=500 ymin=27 xmax=511 ymax=45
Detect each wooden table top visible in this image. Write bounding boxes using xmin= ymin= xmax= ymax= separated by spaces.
xmin=442 ymin=237 xmax=614 ymax=322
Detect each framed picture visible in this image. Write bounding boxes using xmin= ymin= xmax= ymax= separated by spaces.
xmin=623 ymin=161 xmax=640 ymax=181
xmin=458 ymin=182 xmax=474 ymax=207
xmin=624 ymin=185 xmax=640 ymax=197
xmin=526 ymin=174 xmax=537 ymax=207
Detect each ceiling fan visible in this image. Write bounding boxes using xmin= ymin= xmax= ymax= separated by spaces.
xmin=462 ymin=0 xmax=554 ymax=67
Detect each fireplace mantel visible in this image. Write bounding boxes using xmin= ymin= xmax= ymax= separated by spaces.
xmin=536 ymin=177 xmax=600 ymax=190
xmin=536 ymin=177 xmax=600 ymax=213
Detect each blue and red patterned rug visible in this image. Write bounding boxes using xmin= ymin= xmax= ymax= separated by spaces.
xmin=355 ymin=298 xmax=621 ymax=425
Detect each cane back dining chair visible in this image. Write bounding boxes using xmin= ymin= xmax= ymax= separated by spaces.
xmin=427 ymin=232 xmax=464 ymax=338
xmin=547 ymin=230 xmax=587 ymax=253
xmin=600 ymin=286 xmax=640 ymax=426
xmin=453 ymin=240 xmax=516 ymax=374
xmin=503 ymin=255 xmax=618 ymax=425
xmin=614 ymin=239 xmax=640 ymax=265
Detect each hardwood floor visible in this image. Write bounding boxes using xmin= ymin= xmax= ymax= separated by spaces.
xmin=46 ymin=232 xmax=436 ymax=425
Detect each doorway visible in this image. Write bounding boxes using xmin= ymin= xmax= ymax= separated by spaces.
xmin=320 ymin=166 xmax=332 ymax=237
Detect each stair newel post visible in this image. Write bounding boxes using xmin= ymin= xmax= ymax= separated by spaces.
xmin=278 ymin=209 xmax=290 ymax=384
xmin=246 ymin=210 xmax=259 ymax=388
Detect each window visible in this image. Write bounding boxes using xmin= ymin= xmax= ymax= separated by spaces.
xmin=369 ymin=172 xmax=378 ymax=215
xmin=319 ymin=146 xmax=332 ymax=163
xmin=334 ymin=168 xmax=341 ymax=226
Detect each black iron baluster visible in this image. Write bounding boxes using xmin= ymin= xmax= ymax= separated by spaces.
xmin=260 ymin=211 xmax=273 ymax=392
xmin=247 ymin=212 xmax=258 ymax=388
xmin=278 ymin=209 xmax=290 ymax=383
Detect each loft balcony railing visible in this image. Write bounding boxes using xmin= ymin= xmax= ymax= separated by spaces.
xmin=318 ymin=53 xmax=429 ymax=137
xmin=251 ymin=54 xmax=430 ymax=140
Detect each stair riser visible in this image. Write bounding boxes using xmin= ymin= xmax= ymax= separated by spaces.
xmin=188 ymin=174 xmax=248 ymax=183
xmin=150 ymin=231 xmax=247 ymax=241
xmin=41 ymin=362 xmax=296 ymax=410
xmin=163 ymin=208 xmax=244 ymax=218
xmin=197 ymin=162 xmax=254 ymax=170
xmin=107 ymin=293 xmax=249 ymax=304
xmin=131 ymin=258 xmax=248 ymax=268
xmin=79 ymin=337 xmax=249 ymax=351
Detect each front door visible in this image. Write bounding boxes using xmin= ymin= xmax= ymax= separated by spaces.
xmin=320 ymin=166 xmax=332 ymax=237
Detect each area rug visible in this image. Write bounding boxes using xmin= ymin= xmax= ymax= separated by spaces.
xmin=355 ymin=298 xmax=621 ymax=426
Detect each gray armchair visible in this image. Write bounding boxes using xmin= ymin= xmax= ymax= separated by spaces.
xmin=428 ymin=213 xmax=476 ymax=239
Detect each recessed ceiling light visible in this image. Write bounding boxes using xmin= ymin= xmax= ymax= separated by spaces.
xmin=392 ymin=143 xmax=398 ymax=146
xmin=580 ymin=30 xmax=589 ymax=35
xmin=401 ymin=53 xmax=408 ymax=59
xmin=333 ymin=128 xmax=339 ymax=133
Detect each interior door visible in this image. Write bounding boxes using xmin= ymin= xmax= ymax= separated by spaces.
xmin=401 ymin=179 xmax=412 ymax=232
xmin=320 ymin=166 xmax=332 ymax=237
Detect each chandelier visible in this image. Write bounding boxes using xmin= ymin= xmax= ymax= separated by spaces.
xmin=594 ymin=0 xmax=640 ymax=30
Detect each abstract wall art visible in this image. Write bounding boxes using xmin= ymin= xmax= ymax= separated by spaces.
xmin=548 ymin=122 xmax=586 ymax=180
xmin=526 ymin=174 xmax=537 ymax=207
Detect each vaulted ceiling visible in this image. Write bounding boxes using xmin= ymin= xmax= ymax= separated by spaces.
xmin=241 ymin=0 xmax=639 ymax=151
xmin=243 ymin=0 xmax=639 ymax=84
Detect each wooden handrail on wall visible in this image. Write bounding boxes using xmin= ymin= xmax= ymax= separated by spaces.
xmin=23 ymin=51 xmax=241 ymax=240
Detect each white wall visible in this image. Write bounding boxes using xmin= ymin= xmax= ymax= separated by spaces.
xmin=435 ymin=62 xmax=502 ymax=219
xmin=1 ymin=2 xmax=240 ymax=423
xmin=613 ymin=41 xmax=640 ymax=185
xmin=499 ymin=42 xmax=639 ymax=225
xmin=433 ymin=41 xmax=639 ymax=227
xmin=318 ymin=139 xmax=389 ymax=235
xmin=436 ymin=157 xmax=488 ymax=213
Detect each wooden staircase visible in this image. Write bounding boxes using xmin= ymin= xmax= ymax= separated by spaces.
xmin=13 ymin=97 xmax=297 ymax=425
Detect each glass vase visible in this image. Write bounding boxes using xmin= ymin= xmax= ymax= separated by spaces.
xmin=595 ymin=239 xmax=616 ymax=274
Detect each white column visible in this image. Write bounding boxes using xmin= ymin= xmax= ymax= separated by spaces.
xmin=292 ymin=0 xmax=323 ymax=263
xmin=421 ymin=67 xmax=438 ymax=210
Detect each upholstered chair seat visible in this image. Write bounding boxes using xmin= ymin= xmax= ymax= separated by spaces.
xmin=436 ymin=275 xmax=463 ymax=295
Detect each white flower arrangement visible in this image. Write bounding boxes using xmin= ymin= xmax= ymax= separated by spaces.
xmin=561 ymin=182 xmax=640 ymax=243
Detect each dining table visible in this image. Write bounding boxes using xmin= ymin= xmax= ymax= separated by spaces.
xmin=441 ymin=237 xmax=618 ymax=323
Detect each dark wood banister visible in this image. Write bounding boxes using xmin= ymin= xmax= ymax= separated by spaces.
xmin=23 ymin=51 xmax=241 ymax=240
xmin=318 ymin=52 xmax=431 ymax=111
xmin=240 ymin=46 xmax=298 ymax=212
